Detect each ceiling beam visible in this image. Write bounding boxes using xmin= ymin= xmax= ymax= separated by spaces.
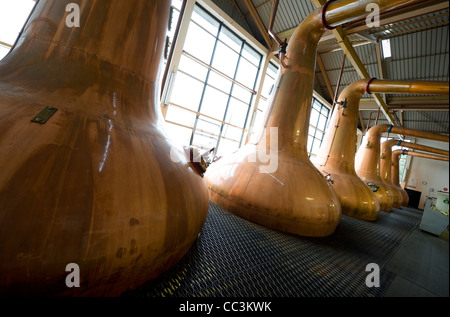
xmin=243 ymin=0 xmax=273 ymax=49
xmin=359 ymin=111 xmax=366 ymax=134
xmin=375 ymin=42 xmax=384 ymax=79
xmin=311 ymin=0 xmax=395 ymax=125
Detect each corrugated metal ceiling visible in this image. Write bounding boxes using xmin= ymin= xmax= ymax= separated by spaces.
xmin=213 ymin=0 xmax=449 ymax=135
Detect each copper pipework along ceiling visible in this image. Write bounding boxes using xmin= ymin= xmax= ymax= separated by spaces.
xmin=381 ymin=140 xmax=449 ymax=207
xmin=204 ymin=0 xmax=423 ymax=238
xmin=316 ymin=79 xmax=449 ymax=219
xmin=0 ymin=0 xmax=209 ymax=296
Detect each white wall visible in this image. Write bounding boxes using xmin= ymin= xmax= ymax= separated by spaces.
xmin=404 ymin=138 xmax=449 ymax=210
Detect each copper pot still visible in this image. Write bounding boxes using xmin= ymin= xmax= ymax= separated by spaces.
xmin=204 ymin=0 xmax=421 ymax=237
xmin=380 ymin=140 xmax=449 ymax=208
xmin=355 ymin=123 xmax=449 ymax=212
xmin=318 ymin=79 xmax=449 ymax=218
xmin=0 ymin=0 xmax=209 ymax=296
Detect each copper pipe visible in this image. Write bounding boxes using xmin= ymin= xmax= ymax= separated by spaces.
xmin=0 ymin=0 xmax=209 ymax=296
xmin=268 ymin=0 xmax=288 ymax=68
xmin=333 ymin=54 xmax=346 ymax=107
xmin=316 ymin=79 xmax=449 ymax=220
xmin=205 ymin=0 xmax=422 ymax=237
xmin=329 ymin=53 xmax=346 ymax=121
xmin=366 ymin=110 xmax=380 ymax=131
xmin=381 ymin=140 xmax=449 ymax=207
xmin=375 ymin=107 xmax=381 ymax=126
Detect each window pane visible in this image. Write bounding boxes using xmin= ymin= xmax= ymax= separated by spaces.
xmin=208 ymin=71 xmax=232 ymax=93
xmin=235 ymin=58 xmax=258 ymax=88
xmin=318 ymin=115 xmax=327 ymax=131
xmin=225 ymin=98 xmax=249 ymax=127
xmin=309 ymin=154 xmax=319 ymax=165
xmin=212 ymin=42 xmax=239 ymax=78
xmin=172 ymin=0 xmax=183 ymax=10
xmin=217 ymin=138 xmax=240 ymax=157
xmin=0 ymin=0 xmax=35 ymax=45
xmin=192 ymin=132 xmax=218 ymax=150
xmin=321 ymin=106 xmax=330 ymax=116
xmin=312 ymin=138 xmax=322 ymax=154
xmin=164 ymin=122 xmax=193 ymax=147
xmin=170 ymin=72 xmax=204 ymax=111
xmin=313 ymin=100 xmax=321 ymax=111
xmin=315 ymin=131 xmax=324 ymax=141
xmin=242 ymin=44 xmax=261 ymax=67
xmin=191 ymin=5 xmax=220 ymax=36
xmin=232 ymin=85 xmax=252 ymax=104
xmin=308 ymin=126 xmax=316 ymax=137
xmin=184 ymin=23 xmax=216 ymax=64
xmin=307 ymin=136 xmax=313 ymax=153
xmin=222 ymin=125 xmax=243 ymax=142
xmin=309 ymin=109 xmax=319 ymax=126
xmin=0 ymin=45 xmax=9 ymax=60
xmin=262 ymin=74 xmax=276 ymax=98
xmin=196 ymin=116 xmax=221 ymax=136
xmin=258 ymin=97 xmax=269 ymax=113
xmin=200 ymin=86 xmax=229 ymax=120
xmin=178 ymin=55 xmax=208 ymax=82
xmin=219 ymin=27 xmax=242 ymax=53
xmin=267 ymin=62 xmax=279 ymax=78
xmin=165 ymin=105 xmax=196 ymax=128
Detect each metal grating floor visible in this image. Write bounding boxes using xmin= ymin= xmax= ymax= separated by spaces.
xmin=122 ymin=202 xmax=423 ymax=297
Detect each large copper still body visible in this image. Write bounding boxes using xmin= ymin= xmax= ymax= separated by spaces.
xmin=316 ymin=79 xmax=449 ymax=219
xmin=204 ymin=0 xmax=419 ymax=237
xmin=391 ymin=150 xmax=449 ymax=207
xmin=355 ymin=123 xmax=449 ymax=212
xmin=380 ymin=140 xmax=449 ymax=207
xmin=0 ymin=0 xmax=209 ymax=296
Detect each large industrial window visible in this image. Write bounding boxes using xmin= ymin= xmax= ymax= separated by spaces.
xmin=0 ymin=0 xmax=36 ymax=60
xmin=380 ymin=137 xmax=410 ymax=184
xmin=308 ymin=98 xmax=330 ymax=164
xmin=163 ymin=3 xmax=262 ymax=157
xmin=396 ymin=140 xmax=410 ymax=184
xmin=247 ymin=61 xmax=279 ymax=143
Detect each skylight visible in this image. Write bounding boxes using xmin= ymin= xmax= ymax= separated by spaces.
xmin=381 ymin=39 xmax=392 ymax=60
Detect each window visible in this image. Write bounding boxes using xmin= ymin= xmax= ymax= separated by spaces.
xmin=380 ymin=137 xmax=410 ymax=184
xmin=381 ymin=39 xmax=392 ymax=60
xmin=308 ymin=98 xmax=331 ymax=164
xmin=0 ymin=0 xmax=36 ymax=60
xmin=397 ymin=140 xmax=411 ymax=184
xmin=248 ymin=62 xmax=279 ymax=143
xmin=163 ymin=4 xmax=262 ymax=158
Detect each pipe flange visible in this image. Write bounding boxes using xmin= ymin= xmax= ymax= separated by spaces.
xmin=365 ymin=78 xmax=377 ymax=94
xmin=321 ymin=0 xmax=337 ymax=30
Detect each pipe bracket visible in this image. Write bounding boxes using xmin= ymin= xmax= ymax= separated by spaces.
xmin=365 ymin=78 xmax=377 ymax=94
xmin=321 ymin=0 xmax=337 ymax=30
